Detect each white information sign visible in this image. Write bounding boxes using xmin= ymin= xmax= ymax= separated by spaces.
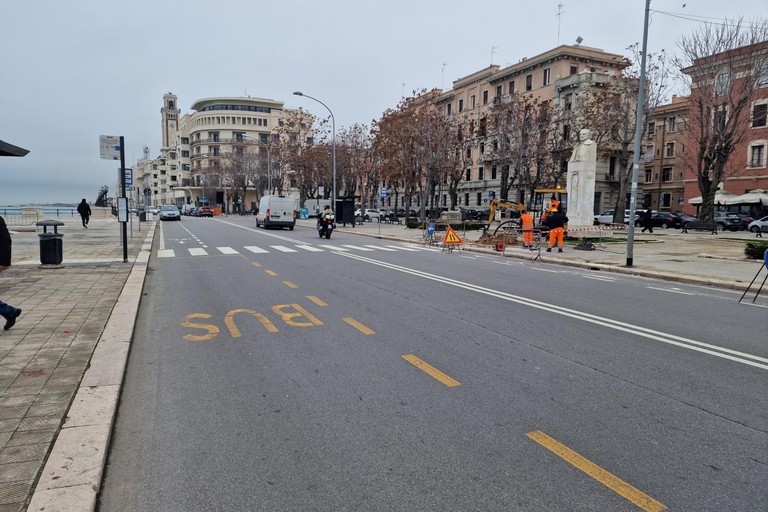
xmin=100 ymin=135 xmax=121 ymax=160
xmin=117 ymin=197 xmax=128 ymax=223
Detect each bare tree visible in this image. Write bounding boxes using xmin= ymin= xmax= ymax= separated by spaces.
xmin=675 ymin=18 xmax=768 ymax=222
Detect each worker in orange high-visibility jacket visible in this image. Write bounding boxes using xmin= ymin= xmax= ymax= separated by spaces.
xmin=520 ymin=209 xmax=534 ymax=247
xmin=545 ymin=208 xmax=568 ymax=253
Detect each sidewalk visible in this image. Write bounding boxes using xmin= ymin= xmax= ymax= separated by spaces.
xmin=0 ymin=218 xmax=152 ymax=511
xmin=0 ymin=215 xmax=765 ymax=511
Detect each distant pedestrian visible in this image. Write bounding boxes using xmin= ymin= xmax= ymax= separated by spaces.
xmin=545 ymin=208 xmax=568 ymax=253
xmin=520 ymin=209 xmax=534 ymax=248
xmin=641 ymin=208 xmax=654 ymax=233
xmin=77 ymin=199 xmax=91 ymax=228
xmin=0 ymin=216 xmax=22 ymax=331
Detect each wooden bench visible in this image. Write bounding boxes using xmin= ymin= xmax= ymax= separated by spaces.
xmin=755 ymin=225 xmax=768 ymax=237
xmin=384 ymin=214 xmax=402 ymax=225
xmin=681 ymin=221 xmax=718 ymax=234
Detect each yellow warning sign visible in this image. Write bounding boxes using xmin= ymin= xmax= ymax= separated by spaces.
xmin=443 ymin=227 xmax=463 ymax=245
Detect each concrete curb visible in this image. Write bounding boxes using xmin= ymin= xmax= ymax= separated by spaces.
xmin=26 ymin=224 xmax=156 ymax=512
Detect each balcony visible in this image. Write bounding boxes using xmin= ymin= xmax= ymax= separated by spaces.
xmin=604 ymin=173 xmax=618 ymax=182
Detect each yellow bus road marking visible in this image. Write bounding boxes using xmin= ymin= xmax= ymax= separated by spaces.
xmin=283 ymin=281 xmax=298 ymax=289
xmin=251 ymin=261 xmax=262 ymax=267
xmin=306 ymin=295 xmax=327 ymax=306
xmin=526 ymin=431 xmax=667 ymax=512
xmin=265 ymin=270 xmax=277 ymax=276
xmin=401 ymin=354 xmax=461 ymax=387
xmin=343 ymin=317 xmax=376 ymax=335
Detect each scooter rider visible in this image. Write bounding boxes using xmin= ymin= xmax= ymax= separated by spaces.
xmin=318 ymin=205 xmax=334 ymax=235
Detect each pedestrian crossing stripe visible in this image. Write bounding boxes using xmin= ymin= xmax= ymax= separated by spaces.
xmin=156 ymin=243 xmax=435 ymax=258
xmin=443 ymin=227 xmax=463 ymax=245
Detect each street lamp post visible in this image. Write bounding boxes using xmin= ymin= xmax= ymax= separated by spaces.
xmin=293 ymin=91 xmax=336 ymax=212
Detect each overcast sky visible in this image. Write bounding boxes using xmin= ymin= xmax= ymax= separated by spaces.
xmin=1 ymin=0 xmax=765 ymax=205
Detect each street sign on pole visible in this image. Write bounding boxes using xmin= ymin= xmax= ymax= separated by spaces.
xmin=99 ymin=135 xmax=121 ymax=160
xmin=380 ymin=186 xmax=388 ymax=198
xmin=123 ymin=168 xmax=133 ymax=186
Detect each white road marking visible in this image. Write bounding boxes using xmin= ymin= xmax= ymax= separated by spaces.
xmin=271 ymin=245 xmax=297 ymax=253
xmin=217 ymin=247 xmax=239 ymax=255
xmin=531 ymin=267 xmax=559 ymax=273
xmin=244 ymin=246 xmax=268 ymax=254
xmin=341 ymin=245 xmax=374 ymax=251
xmin=582 ymin=275 xmax=616 ymax=282
xmin=647 ymin=286 xmax=695 ymax=295
xmin=385 ymin=245 xmax=420 ymax=252
xmin=157 ymin=249 xmax=175 ymax=258
xmin=296 ymin=245 xmax=325 ymax=252
xmin=338 ymin=252 xmax=768 ymax=372
xmin=188 ymin=248 xmax=208 ymax=256
xmin=365 ymin=245 xmax=396 ymax=251
xmin=319 ymin=245 xmax=348 ymax=251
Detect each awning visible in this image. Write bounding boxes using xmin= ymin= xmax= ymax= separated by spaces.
xmin=0 ymin=140 xmax=30 ymax=157
xmin=730 ymin=189 xmax=768 ymax=206
xmin=688 ymin=188 xmax=738 ymax=205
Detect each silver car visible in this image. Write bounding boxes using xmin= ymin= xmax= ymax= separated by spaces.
xmin=159 ymin=204 xmax=181 ymax=221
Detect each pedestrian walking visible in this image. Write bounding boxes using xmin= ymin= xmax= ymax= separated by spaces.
xmin=77 ymin=199 xmax=91 ymax=228
xmin=520 ymin=209 xmax=534 ymax=248
xmin=0 ymin=216 xmax=22 ymax=331
xmin=641 ymin=208 xmax=654 ymax=233
xmin=545 ymin=208 xmax=569 ymax=253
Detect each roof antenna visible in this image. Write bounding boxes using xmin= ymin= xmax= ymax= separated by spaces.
xmin=490 ymin=46 xmax=497 ymax=66
xmin=557 ymin=3 xmax=566 ymax=45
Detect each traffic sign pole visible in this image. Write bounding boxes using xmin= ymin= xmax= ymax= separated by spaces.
xmin=120 ymin=136 xmax=127 ymax=263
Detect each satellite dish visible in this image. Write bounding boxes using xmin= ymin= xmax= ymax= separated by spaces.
xmin=576 ymin=36 xmax=583 ymax=45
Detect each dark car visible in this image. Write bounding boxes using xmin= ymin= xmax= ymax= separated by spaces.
xmin=671 ymin=211 xmax=698 ymax=225
xmin=196 ymin=207 xmax=214 ymax=217
xmin=731 ymin=213 xmax=753 ymax=230
xmin=634 ymin=211 xmax=682 ymax=229
xmin=713 ymin=212 xmax=742 ymax=231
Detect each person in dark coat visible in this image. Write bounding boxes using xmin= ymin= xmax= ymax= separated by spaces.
xmin=545 ymin=208 xmax=569 ymax=253
xmin=641 ymin=208 xmax=654 ymax=233
xmin=0 ymin=216 xmax=22 ymax=330
xmin=77 ymin=199 xmax=91 ymax=228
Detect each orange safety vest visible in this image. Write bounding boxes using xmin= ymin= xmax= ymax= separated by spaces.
xmin=521 ymin=213 xmax=534 ymax=230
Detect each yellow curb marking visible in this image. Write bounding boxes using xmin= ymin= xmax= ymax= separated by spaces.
xmin=401 ymin=354 xmax=460 ymax=387
xmin=251 ymin=262 xmax=262 ymax=268
xmin=306 ymin=295 xmax=328 ymax=306
xmin=283 ymin=281 xmax=298 ymax=289
xmin=343 ymin=317 xmax=375 ymax=335
xmin=526 ymin=430 xmax=666 ymax=512
xmin=265 ymin=269 xmax=277 ymax=276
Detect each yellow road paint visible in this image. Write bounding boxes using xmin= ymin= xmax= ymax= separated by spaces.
xmin=283 ymin=281 xmax=298 ymax=289
xmin=181 ymin=313 xmax=220 ymax=342
xmin=343 ymin=317 xmax=375 ymax=335
xmin=240 ymin=255 xmax=250 ymax=261
xmin=306 ymin=295 xmax=327 ymax=306
xmin=265 ymin=270 xmax=277 ymax=276
xmin=401 ymin=354 xmax=460 ymax=387
xmin=251 ymin=262 xmax=262 ymax=268
xmin=225 ymin=309 xmax=279 ymax=336
xmin=526 ymin=431 xmax=667 ymax=512
xmin=273 ymin=304 xmax=323 ymax=327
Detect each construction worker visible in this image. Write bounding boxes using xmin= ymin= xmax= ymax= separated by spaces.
xmin=546 ymin=208 xmax=569 ymax=253
xmin=549 ymin=195 xmax=560 ymax=211
xmin=520 ymin=209 xmax=534 ymax=247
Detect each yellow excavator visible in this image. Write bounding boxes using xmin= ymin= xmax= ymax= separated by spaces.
xmin=480 ymin=197 xmax=525 ymax=238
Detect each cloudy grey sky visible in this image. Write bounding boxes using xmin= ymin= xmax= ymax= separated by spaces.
xmin=1 ymin=0 xmax=765 ymax=205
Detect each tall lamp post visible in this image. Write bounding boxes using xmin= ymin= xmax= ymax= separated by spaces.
xmin=293 ymin=91 xmax=336 ymax=211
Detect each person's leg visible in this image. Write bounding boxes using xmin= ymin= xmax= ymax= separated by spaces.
xmin=0 ymin=299 xmax=21 ymax=331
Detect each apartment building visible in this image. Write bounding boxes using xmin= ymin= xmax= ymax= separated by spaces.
xmin=642 ymin=96 xmax=689 ymax=212
xmin=435 ymin=44 xmax=630 ymax=211
xmin=681 ymin=40 xmax=768 ymax=216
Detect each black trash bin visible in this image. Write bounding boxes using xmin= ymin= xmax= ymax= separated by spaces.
xmin=139 ymin=211 xmax=147 ymax=221
xmin=35 ymin=220 xmax=65 ymax=265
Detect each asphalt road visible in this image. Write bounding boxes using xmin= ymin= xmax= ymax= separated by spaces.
xmin=98 ymin=216 xmax=768 ymax=511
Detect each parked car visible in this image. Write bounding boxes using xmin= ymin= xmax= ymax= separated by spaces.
xmin=359 ymin=208 xmax=381 ymax=221
xmin=713 ymin=211 xmax=742 ymax=231
xmin=196 ymin=206 xmax=214 ymax=217
xmin=634 ymin=211 xmax=682 ymax=229
xmin=147 ymin=206 xmax=161 ymax=215
xmin=748 ymin=216 xmax=768 ymax=233
xmin=670 ymin=211 xmax=698 ymax=225
xmin=594 ymin=209 xmax=632 ymax=225
xmin=159 ymin=204 xmax=181 ymax=221
xmin=731 ymin=213 xmax=754 ymax=230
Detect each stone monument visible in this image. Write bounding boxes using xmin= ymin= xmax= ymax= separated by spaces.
xmin=566 ymin=129 xmax=598 ymax=229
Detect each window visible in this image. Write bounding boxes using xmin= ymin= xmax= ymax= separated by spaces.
xmin=458 ymin=99 xmax=464 ymax=112
xmin=211 ymin=146 xmax=220 ymax=156
xmin=749 ymin=143 xmax=766 ymax=168
xmin=644 ymin=169 xmax=653 ymax=183
xmin=525 ymin=74 xmax=533 ymax=91
xmin=753 ymin=103 xmax=767 ymax=127
xmin=181 ymin=150 xmax=189 ymax=158
xmin=661 ymin=193 xmax=671 ymax=208
xmin=478 ymin=118 xmax=486 ymax=137
xmin=491 ymin=166 xmax=497 ymax=179
xmin=476 ymin=193 xmax=482 ymax=206
xmin=509 ymin=80 xmax=515 ymax=94
xmin=496 ymin=85 xmax=502 ymax=97
xmin=715 ymin=71 xmax=730 ymax=96
xmin=483 ymin=90 xmax=488 ymax=105
xmin=447 ymin=103 xmax=452 ymax=115
xmin=757 ymin=62 xmax=768 ymax=86
xmin=543 ymin=68 xmax=551 ymax=86
xmin=466 ymin=169 xmax=471 ymax=181
xmin=713 ymin=106 xmax=727 ymax=132
xmin=645 ymin=144 xmax=654 ymax=162
xmin=466 ymin=147 xmax=472 ymax=158
xmin=478 ymin=167 xmax=484 ymax=180
xmin=666 ymin=116 xmax=676 ymax=132
xmin=662 ymin=167 xmax=672 ymax=182
xmin=648 ymin=121 xmax=655 ymax=138
xmin=564 ymin=93 xmax=572 ymax=111
xmin=464 ymin=193 xmax=470 ymax=205
xmin=479 ymin=144 xmax=485 ymax=155
xmin=471 ymin=95 xmax=476 ymax=108
xmin=570 ymin=64 xmax=578 ymax=75
xmin=665 ymin=142 xmax=674 ymax=158
xmin=181 ymin=137 xmax=189 ymax=144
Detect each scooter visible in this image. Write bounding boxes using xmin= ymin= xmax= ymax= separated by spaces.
xmin=318 ymin=214 xmax=335 ymax=239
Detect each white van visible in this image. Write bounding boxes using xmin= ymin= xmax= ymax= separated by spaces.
xmin=256 ymin=195 xmax=297 ymax=230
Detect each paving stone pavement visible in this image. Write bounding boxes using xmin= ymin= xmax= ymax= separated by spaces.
xmin=0 ymin=217 xmax=149 ymax=512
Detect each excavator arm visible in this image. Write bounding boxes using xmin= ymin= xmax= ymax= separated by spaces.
xmin=484 ymin=198 xmax=524 ymax=232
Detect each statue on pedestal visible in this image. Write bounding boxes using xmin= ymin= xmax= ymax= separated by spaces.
xmin=566 ymin=129 xmax=598 ymax=228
